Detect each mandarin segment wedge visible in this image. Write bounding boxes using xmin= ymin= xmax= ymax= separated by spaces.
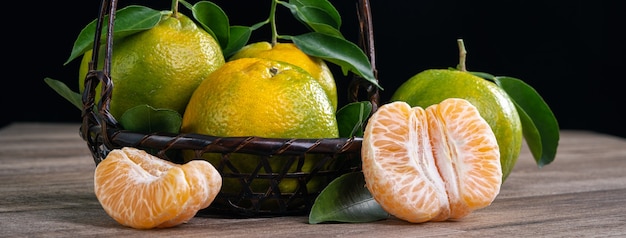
xmin=94 ymin=147 xmax=222 ymax=229
xmin=361 ymin=98 xmax=502 ymax=223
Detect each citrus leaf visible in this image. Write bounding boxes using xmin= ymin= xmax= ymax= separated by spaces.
xmin=281 ymin=0 xmax=343 ymax=38
xmin=44 ymin=78 xmax=82 ymax=110
xmin=494 ymin=76 xmax=560 ymax=167
xmin=191 ymin=1 xmax=230 ymax=50
xmin=309 ymin=172 xmax=389 ymax=224
xmin=286 ymin=0 xmax=341 ymax=29
xmin=301 ymin=22 xmax=344 ymax=39
xmin=65 ymin=5 xmax=161 ymax=65
xmin=222 ymin=25 xmax=252 ymax=58
xmin=469 ymin=71 xmax=495 ymax=80
xmin=514 ymin=101 xmax=543 ymax=161
xmin=290 ymin=32 xmax=380 ymax=89
xmin=119 ymin=105 xmax=182 ymax=134
xmin=336 ymin=101 xmax=372 ymax=138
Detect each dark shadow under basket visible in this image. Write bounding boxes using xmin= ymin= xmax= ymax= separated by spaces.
xmin=81 ymin=0 xmax=379 ymax=217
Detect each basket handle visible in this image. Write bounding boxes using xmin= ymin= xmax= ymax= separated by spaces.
xmin=80 ymin=0 xmax=121 ymax=163
xmin=350 ymin=0 xmax=380 ymax=114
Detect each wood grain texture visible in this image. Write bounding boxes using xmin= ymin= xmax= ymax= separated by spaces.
xmin=1 ymin=123 xmax=625 ymax=237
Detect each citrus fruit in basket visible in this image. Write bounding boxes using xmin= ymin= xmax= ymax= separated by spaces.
xmin=78 ymin=11 xmax=225 ymax=119
xmin=229 ymin=42 xmax=338 ymax=111
xmin=361 ymin=99 xmax=502 ymax=223
xmin=390 ymin=69 xmax=522 ymax=181
xmin=181 ymin=57 xmax=339 ymax=197
xmin=94 ymin=147 xmax=222 ymax=229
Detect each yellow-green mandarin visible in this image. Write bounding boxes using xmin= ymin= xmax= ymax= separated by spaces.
xmin=181 ymin=57 xmax=338 ymax=196
xmin=79 ymin=12 xmax=224 ymax=119
xmin=182 ymin=57 xmax=337 ymax=139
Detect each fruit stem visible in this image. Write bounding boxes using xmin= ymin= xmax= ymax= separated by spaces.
xmin=269 ymin=0 xmax=279 ymax=46
xmin=457 ymin=39 xmax=467 ymax=72
xmin=171 ymin=0 xmax=179 ymax=18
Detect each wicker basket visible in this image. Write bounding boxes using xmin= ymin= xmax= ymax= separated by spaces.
xmin=80 ymin=0 xmax=379 ymax=217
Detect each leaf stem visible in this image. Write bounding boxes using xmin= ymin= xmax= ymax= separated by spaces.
xmin=457 ymin=39 xmax=467 ymax=72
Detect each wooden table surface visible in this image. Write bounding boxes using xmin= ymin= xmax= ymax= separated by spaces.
xmin=1 ymin=123 xmax=625 ymax=237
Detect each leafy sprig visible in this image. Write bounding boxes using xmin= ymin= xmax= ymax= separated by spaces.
xmin=456 ymin=39 xmax=559 ymax=167
xmin=63 ymin=0 xmax=378 ymax=88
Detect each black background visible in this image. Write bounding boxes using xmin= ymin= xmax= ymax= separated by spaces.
xmin=5 ymin=1 xmax=625 ymax=139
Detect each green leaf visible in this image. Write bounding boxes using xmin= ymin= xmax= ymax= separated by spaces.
xmin=301 ymin=22 xmax=344 ymax=39
xmin=514 ymin=102 xmax=543 ymax=161
xmin=494 ymin=76 xmax=560 ymax=167
xmin=290 ymin=32 xmax=380 ymax=89
xmin=287 ymin=0 xmax=341 ymax=29
xmin=282 ymin=0 xmax=343 ymax=38
xmin=191 ymin=1 xmax=230 ymax=50
xmin=119 ymin=105 xmax=182 ymax=134
xmin=44 ymin=78 xmax=82 ymax=110
xmin=469 ymin=71 xmax=495 ymax=80
xmin=222 ymin=25 xmax=252 ymax=58
xmin=336 ymin=101 xmax=372 ymax=138
xmin=309 ymin=172 xmax=389 ymax=224
xmin=65 ymin=5 xmax=161 ymax=65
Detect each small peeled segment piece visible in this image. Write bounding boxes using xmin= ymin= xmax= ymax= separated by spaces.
xmin=361 ymin=98 xmax=502 ymax=223
xmin=94 ymin=147 xmax=222 ymax=229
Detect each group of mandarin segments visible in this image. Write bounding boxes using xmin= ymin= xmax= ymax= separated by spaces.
xmin=88 ymin=1 xmax=505 ymax=230
xmin=362 ymin=98 xmax=501 ymax=223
